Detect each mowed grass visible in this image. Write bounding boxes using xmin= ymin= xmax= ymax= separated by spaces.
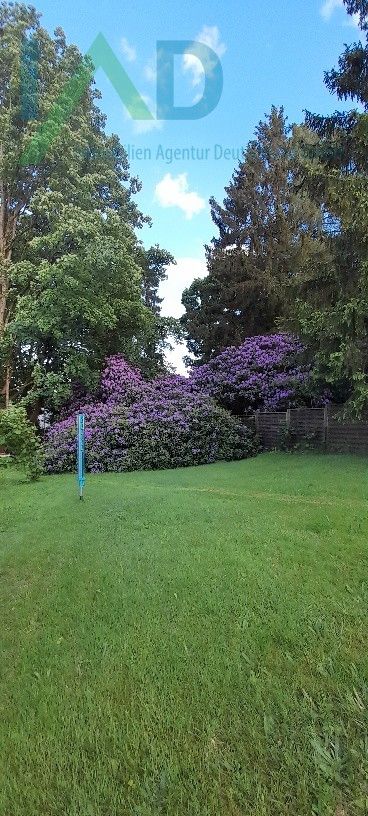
xmin=0 ymin=454 xmax=368 ymax=816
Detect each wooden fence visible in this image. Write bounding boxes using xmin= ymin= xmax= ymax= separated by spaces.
xmin=239 ymin=406 xmax=368 ymax=455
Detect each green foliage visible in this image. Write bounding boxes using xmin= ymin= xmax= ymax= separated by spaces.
xmin=0 ymin=3 xmax=173 ymax=415
xmin=325 ymin=0 xmax=367 ymax=108
xmin=0 ymin=405 xmax=43 ymax=479
xmin=181 ymin=108 xmax=328 ymax=363
xmin=181 ymin=5 xmax=368 ymax=417
xmin=285 ymin=1 xmax=368 ymax=416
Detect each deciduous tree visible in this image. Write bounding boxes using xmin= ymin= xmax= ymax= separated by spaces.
xmin=0 ymin=3 xmax=171 ymax=416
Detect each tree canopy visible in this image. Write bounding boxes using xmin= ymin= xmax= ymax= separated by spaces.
xmin=0 ymin=2 xmax=174 ymax=417
xmin=182 ymin=0 xmax=368 ymax=416
xmin=181 ymin=107 xmax=329 ymax=364
xmin=1 ymin=0 xmax=367 ymax=424
xmin=284 ymin=0 xmax=368 ymax=413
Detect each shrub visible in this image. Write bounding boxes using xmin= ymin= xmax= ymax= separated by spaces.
xmin=45 ymin=334 xmax=321 ymax=475
xmin=101 ymin=355 xmax=147 ymax=405
xmin=191 ymin=334 xmax=310 ymax=414
xmin=44 ymin=358 xmax=257 ymax=474
xmin=0 ymin=406 xmax=44 ymax=480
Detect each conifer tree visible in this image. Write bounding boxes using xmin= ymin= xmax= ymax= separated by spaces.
xmin=182 ymin=108 xmax=327 ymax=363
xmin=288 ymin=0 xmax=368 ymax=412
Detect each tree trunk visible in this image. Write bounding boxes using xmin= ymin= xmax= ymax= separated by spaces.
xmin=26 ymin=397 xmax=42 ymax=428
xmin=0 ymin=257 xmax=11 ymax=409
xmin=0 ymin=143 xmax=14 ymax=407
xmin=3 ymin=364 xmax=10 ymax=409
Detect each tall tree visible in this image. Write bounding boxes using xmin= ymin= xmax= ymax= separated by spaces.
xmin=0 ymin=3 xmax=166 ymax=416
xmin=181 ymin=108 xmax=328 ymax=363
xmin=324 ymin=0 xmax=367 ymax=110
xmin=287 ymin=0 xmax=368 ymax=413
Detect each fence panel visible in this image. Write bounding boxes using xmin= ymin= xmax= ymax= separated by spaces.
xmin=327 ymin=416 xmax=368 ymax=455
xmin=238 ymin=407 xmax=368 ymax=455
xmin=257 ymin=412 xmax=287 ymax=449
xmin=289 ymin=408 xmax=325 ymax=447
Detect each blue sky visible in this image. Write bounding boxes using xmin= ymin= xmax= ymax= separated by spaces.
xmin=36 ymin=0 xmax=362 ymax=371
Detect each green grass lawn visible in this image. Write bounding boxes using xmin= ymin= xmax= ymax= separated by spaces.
xmin=0 ymin=453 xmax=367 ymax=816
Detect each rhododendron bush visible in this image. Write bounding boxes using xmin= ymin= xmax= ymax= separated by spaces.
xmin=44 ymin=361 xmax=256 ymax=474
xmin=191 ymin=334 xmax=310 ymax=413
xmin=44 ymin=334 xmax=310 ymax=474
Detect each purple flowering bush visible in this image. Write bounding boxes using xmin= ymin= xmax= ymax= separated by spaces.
xmin=44 ymin=334 xmax=312 ymax=474
xmin=101 ymin=355 xmax=146 ymax=405
xmin=44 ymin=357 xmax=256 ymax=474
xmin=191 ymin=334 xmax=310 ymax=414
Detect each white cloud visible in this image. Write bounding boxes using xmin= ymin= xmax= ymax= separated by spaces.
xmin=159 ymin=256 xmax=207 ymax=374
xmin=183 ymin=25 xmax=226 ymax=88
xmin=159 ymin=257 xmax=207 ymax=318
xmin=155 ymin=173 xmax=206 ymax=219
xmin=144 ymin=58 xmax=156 ymax=83
xmin=320 ymin=0 xmax=361 ymax=29
xmin=120 ymin=37 xmax=137 ymax=63
xmin=321 ymin=0 xmax=343 ymax=20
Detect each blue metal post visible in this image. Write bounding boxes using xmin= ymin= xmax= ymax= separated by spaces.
xmin=76 ymin=413 xmax=86 ymax=500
